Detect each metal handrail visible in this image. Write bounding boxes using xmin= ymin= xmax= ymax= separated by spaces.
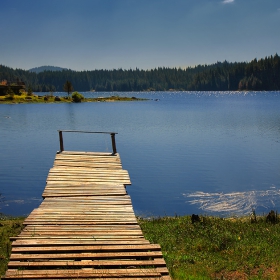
xmin=58 ymin=130 xmax=118 ymax=154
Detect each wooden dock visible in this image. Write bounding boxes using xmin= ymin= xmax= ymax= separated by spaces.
xmin=3 ymin=131 xmax=171 ymax=279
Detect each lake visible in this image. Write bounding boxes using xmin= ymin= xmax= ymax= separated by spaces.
xmin=1 ymin=91 xmax=280 ymax=217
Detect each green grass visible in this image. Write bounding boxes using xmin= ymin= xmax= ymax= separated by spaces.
xmin=138 ymin=215 xmax=280 ymax=280
xmin=0 ymin=216 xmax=25 ymax=277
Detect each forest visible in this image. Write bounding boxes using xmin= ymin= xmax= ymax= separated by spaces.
xmin=0 ymin=54 xmax=279 ymax=92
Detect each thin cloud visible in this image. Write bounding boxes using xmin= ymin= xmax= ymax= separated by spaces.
xmin=222 ymin=0 xmax=234 ymax=4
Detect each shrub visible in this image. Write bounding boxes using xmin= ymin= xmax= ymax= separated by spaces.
xmin=72 ymin=91 xmax=84 ymax=103
xmin=27 ymin=86 xmax=33 ymax=96
xmin=18 ymin=89 xmax=25 ymax=95
xmin=5 ymin=94 xmax=14 ymax=100
xmin=6 ymin=87 xmax=14 ymax=98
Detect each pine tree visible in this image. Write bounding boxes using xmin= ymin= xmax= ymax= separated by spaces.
xmin=63 ymin=80 xmax=74 ymax=98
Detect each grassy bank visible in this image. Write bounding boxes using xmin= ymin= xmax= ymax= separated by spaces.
xmin=0 ymin=216 xmax=25 ymax=277
xmin=1 ymin=215 xmax=279 ymax=279
xmin=139 ymin=214 xmax=280 ymax=279
xmin=0 ymin=92 xmax=147 ymax=104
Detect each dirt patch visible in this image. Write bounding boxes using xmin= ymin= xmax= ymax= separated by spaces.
xmin=213 ymin=266 xmax=276 ymax=279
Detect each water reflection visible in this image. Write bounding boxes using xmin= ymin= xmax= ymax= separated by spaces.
xmin=184 ymin=186 xmax=280 ymax=216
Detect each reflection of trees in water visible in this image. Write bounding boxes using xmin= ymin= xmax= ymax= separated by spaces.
xmin=0 ymin=193 xmax=4 ymax=210
xmin=66 ymin=103 xmax=76 ymax=128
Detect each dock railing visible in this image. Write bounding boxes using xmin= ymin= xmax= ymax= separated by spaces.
xmin=58 ymin=130 xmax=118 ymax=154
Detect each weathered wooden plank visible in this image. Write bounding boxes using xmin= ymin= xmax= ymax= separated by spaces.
xmin=22 ymin=228 xmax=142 ymax=234
xmin=12 ymin=244 xmax=161 ymax=252
xmin=49 ymin=168 xmax=128 ymax=173
xmin=55 ymin=154 xmax=121 ymax=159
xmin=42 ymin=191 xmax=127 ymax=197
xmin=8 ymin=259 xmax=166 ymax=267
xmin=23 ymin=219 xmax=138 ymax=223
xmin=46 ymin=176 xmax=130 ymax=181
xmin=54 ymin=159 xmax=122 ymax=164
xmin=18 ymin=232 xmax=144 ymax=237
xmin=42 ymin=191 xmax=129 ymax=195
xmin=23 ymin=217 xmax=137 ymax=221
xmin=3 ymin=277 xmax=165 ymax=280
xmin=24 ymin=214 xmax=137 ymax=219
xmin=47 ymin=176 xmax=130 ymax=181
xmin=41 ymin=198 xmax=132 ymax=202
xmin=35 ymin=205 xmax=133 ymax=209
xmin=42 ymin=189 xmax=128 ymax=193
xmin=55 ymin=153 xmax=120 ymax=158
xmin=10 ymin=251 xmax=163 ymax=260
xmin=44 ymin=184 xmax=127 ymax=188
xmin=53 ymin=161 xmax=122 ymax=166
xmin=55 ymin=152 xmax=120 ymax=156
xmin=38 ymin=202 xmax=132 ymax=206
xmin=54 ymin=158 xmax=122 ymax=162
xmin=28 ymin=209 xmax=135 ymax=214
xmin=45 ymin=181 xmax=131 ymax=185
xmin=37 ymin=209 xmax=136 ymax=213
xmin=42 ymin=188 xmax=128 ymax=192
xmin=54 ymin=154 xmax=120 ymax=159
xmin=4 ymin=268 xmax=163 ymax=278
xmin=19 ymin=229 xmax=143 ymax=235
xmin=24 ymin=216 xmax=137 ymax=221
xmin=13 ymin=236 xmax=147 ymax=240
xmin=12 ymin=239 xmax=150 ymax=246
xmin=47 ymin=180 xmax=130 ymax=187
xmin=58 ymin=151 xmax=118 ymax=156
xmin=53 ymin=160 xmax=122 ymax=165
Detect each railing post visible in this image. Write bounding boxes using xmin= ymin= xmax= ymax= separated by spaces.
xmin=58 ymin=130 xmax=64 ymax=152
xmin=111 ymin=133 xmax=117 ymax=155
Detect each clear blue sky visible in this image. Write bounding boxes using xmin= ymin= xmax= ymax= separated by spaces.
xmin=1 ymin=0 xmax=279 ymax=71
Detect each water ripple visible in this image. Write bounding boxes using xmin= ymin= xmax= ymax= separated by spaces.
xmin=183 ymin=186 xmax=280 ymax=216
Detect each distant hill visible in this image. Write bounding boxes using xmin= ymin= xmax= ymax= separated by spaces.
xmin=29 ymin=66 xmax=69 ymax=73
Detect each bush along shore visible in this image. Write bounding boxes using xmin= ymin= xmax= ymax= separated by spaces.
xmin=0 ymin=91 xmax=147 ymax=104
xmin=0 ymin=213 xmax=279 ymax=280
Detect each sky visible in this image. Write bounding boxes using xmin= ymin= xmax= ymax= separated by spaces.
xmin=0 ymin=0 xmax=279 ymax=71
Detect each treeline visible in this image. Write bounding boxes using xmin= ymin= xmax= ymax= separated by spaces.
xmin=0 ymin=54 xmax=280 ymax=92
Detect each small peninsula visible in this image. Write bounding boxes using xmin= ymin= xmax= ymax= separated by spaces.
xmin=0 ymin=92 xmax=147 ymax=104
xmin=0 ymin=80 xmax=147 ymax=104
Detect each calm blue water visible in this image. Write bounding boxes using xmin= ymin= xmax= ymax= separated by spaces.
xmin=1 ymin=91 xmax=280 ymax=217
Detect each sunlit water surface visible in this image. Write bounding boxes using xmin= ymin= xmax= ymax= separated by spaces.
xmin=1 ymin=91 xmax=280 ymax=217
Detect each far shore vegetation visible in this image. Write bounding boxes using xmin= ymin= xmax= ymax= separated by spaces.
xmin=1 ymin=53 xmax=280 ymax=92
xmin=1 ymin=212 xmax=279 ymax=279
xmin=0 ymin=89 xmax=147 ymax=104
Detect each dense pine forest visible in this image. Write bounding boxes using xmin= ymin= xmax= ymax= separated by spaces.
xmin=1 ymin=54 xmax=279 ymax=92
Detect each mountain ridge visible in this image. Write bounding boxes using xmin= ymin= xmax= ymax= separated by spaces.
xmin=29 ymin=66 xmax=69 ymax=73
